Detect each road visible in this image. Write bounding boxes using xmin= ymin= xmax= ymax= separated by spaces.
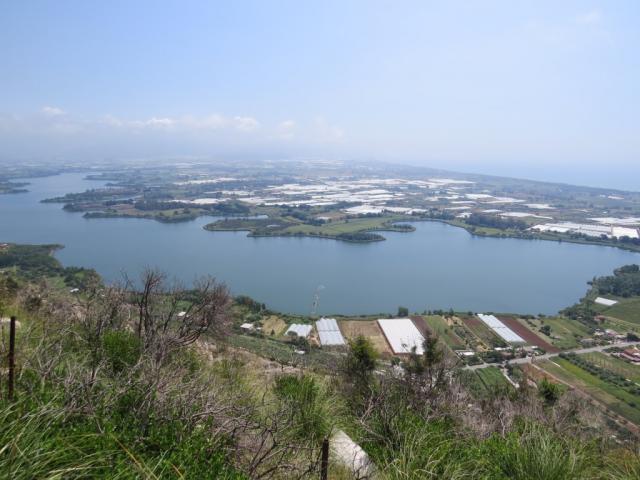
xmin=464 ymin=341 xmax=639 ymax=371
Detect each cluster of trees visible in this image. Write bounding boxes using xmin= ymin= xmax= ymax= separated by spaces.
xmin=560 ymin=353 xmax=640 ymax=400
xmin=617 ymin=235 xmax=640 ymax=246
xmin=235 ymin=294 xmax=266 ymax=313
xmin=389 ymin=223 xmax=414 ymax=231
xmin=561 ymin=301 xmax=598 ymax=323
xmin=0 ymin=244 xmax=98 ymax=288
xmin=42 ymin=187 xmax=138 ymax=204
xmin=133 ymin=200 xmax=187 ymax=211
xmin=592 ymin=264 xmax=640 ymax=297
xmin=208 ymin=201 xmax=251 ymax=216
xmin=425 ymin=209 xmax=456 ymax=221
xmin=284 ymin=209 xmax=326 ymax=225
xmin=335 ymin=232 xmax=384 ymax=242
xmin=466 ymin=213 xmax=528 ymax=231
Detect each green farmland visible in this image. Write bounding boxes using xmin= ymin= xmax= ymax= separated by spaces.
xmin=461 ymin=315 xmax=505 ymax=348
xmin=459 ymin=367 xmax=512 ymax=398
xmin=580 ymin=352 xmax=640 ymax=383
xmin=520 ymin=316 xmax=590 ymax=350
xmin=424 ymin=315 xmax=466 ymax=350
xmin=597 ymin=296 xmax=640 ymax=325
xmin=540 ymin=358 xmax=640 ymax=425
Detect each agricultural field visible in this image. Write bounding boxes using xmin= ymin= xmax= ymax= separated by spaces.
xmin=459 ymin=367 xmax=512 ymax=398
xmin=498 ymin=316 xmax=559 ymax=353
xmin=421 ymin=315 xmax=466 ymax=350
xmin=260 ymin=315 xmax=288 ymax=337
xmin=538 ymin=358 xmax=640 ymax=425
xmin=580 ymin=352 xmax=640 ymax=384
xmin=339 ymin=319 xmax=392 ymax=356
xmin=228 ymin=334 xmax=339 ymax=371
xmin=596 ymin=296 xmax=640 ymax=325
xmin=460 ymin=315 xmax=504 ymax=349
xmin=476 ymin=366 xmax=512 ymax=390
xmin=518 ymin=316 xmax=590 ymax=350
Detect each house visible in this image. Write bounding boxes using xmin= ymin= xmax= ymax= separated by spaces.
xmin=620 ymin=349 xmax=640 ymax=363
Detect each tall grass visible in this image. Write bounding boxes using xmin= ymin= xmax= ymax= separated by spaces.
xmin=0 ymin=397 xmax=243 ymax=479
xmin=483 ymin=422 xmax=593 ymax=480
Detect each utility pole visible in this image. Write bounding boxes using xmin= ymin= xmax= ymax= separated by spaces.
xmin=8 ymin=316 xmax=16 ymax=401
xmin=320 ymin=437 xmax=329 ymax=480
xmin=311 ymin=285 xmax=325 ymax=319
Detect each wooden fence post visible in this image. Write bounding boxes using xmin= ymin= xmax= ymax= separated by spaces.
xmin=8 ymin=316 xmax=16 ymax=401
xmin=320 ymin=437 xmax=329 ymax=480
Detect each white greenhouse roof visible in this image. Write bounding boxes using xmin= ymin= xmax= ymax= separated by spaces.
xmin=316 ymin=317 xmax=346 ymax=346
xmin=377 ymin=318 xmax=425 ymax=354
xmin=285 ymin=324 xmax=313 ymax=338
xmin=595 ymin=297 xmax=618 ymax=307
xmin=477 ymin=314 xmax=525 ymax=344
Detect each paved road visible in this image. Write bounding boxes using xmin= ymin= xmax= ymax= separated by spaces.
xmin=465 ymin=341 xmax=639 ymax=370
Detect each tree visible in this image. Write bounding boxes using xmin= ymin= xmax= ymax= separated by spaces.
xmin=397 ymin=331 xmax=454 ymax=412
xmin=538 ymin=378 xmax=561 ymax=406
xmin=128 ymin=268 xmax=232 ymax=358
xmin=397 ymin=306 xmax=409 ymax=317
xmin=342 ymin=335 xmax=378 ymax=409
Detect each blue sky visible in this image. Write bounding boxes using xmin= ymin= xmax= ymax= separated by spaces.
xmin=1 ymin=1 xmax=639 ymax=188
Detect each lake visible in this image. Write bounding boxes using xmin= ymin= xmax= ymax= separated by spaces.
xmin=1 ymin=173 xmax=639 ymax=316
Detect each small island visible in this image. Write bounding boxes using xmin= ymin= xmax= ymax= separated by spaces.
xmin=203 ymin=215 xmax=416 ymax=243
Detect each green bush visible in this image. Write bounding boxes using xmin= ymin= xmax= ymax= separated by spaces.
xmin=102 ymin=330 xmax=141 ymax=374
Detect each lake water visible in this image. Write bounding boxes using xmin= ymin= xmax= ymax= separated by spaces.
xmin=1 ymin=173 xmax=639 ymax=316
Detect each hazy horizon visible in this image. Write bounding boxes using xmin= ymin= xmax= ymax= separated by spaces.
xmin=1 ymin=1 xmax=639 ymax=190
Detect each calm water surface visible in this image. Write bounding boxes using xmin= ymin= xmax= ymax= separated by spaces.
xmin=1 ymin=173 xmax=639 ymax=315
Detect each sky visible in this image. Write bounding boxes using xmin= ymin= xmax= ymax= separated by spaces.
xmin=1 ymin=1 xmax=639 ymax=189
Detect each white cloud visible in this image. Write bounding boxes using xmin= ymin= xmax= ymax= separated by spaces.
xmin=41 ymin=106 xmax=66 ymax=116
xmin=0 ymin=108 xmax=345 ymax=159
xmin=275 ymin=119 xmax=296 ymax=140
xmin=575 ymin=9 xmax=601 ymax=25
xmin=232 ymin=116 xmax=260 ymax=131
xmin=102 ymin=113 xmax=259 ymax=132
xmin=141 ymin=117 xmax=175 ymax=128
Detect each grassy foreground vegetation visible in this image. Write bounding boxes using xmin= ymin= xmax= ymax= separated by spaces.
xmin=2 ymin=247 xmax=640 ymax=478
